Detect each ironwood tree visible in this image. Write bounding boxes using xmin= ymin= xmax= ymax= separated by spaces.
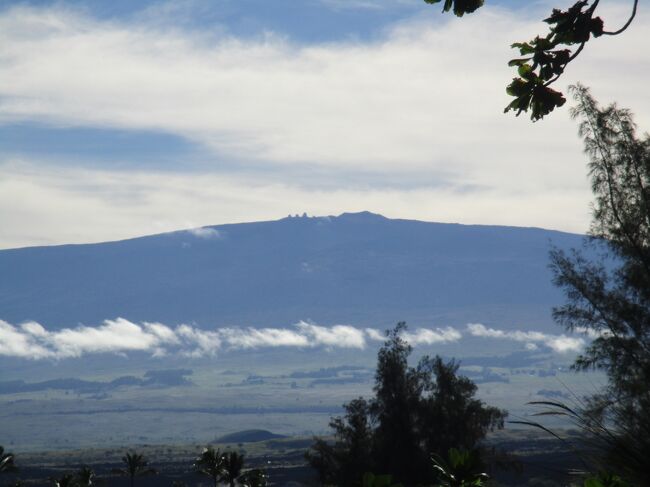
xmin=549 ymin=84 xmax=650 ymax=483
xmin=307 ymin=323 xmax=506 ymax=486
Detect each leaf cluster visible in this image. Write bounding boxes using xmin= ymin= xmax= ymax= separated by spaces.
xmin=504 ymin=1 xmax=605 ymax=121
xmin=423 ymin=0 xmax=484 ymax=17
xmin=423 ymin=0 xmax=638 ymax=121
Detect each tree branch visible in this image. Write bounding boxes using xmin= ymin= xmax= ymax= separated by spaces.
xmin=603 ymin=0 xmax=639 ymax=35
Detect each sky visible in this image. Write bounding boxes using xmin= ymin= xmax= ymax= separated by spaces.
xmin=1 ymin=0 xmax=648 ymax=250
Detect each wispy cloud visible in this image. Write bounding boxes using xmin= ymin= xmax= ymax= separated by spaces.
xmin=0 ymin=318 xmax=598 ymax=360
xmin=466 ymin=323 xmax=585 ymax=353
xmin=186 ymin=226 xmax=221 ymax=239
xmin=0 ymin=320 xmax=52 ymax=359
xmin=296 ymin=322 xmax=368 ymax=349
xmin=0 ymin=318 xmax=469 ymax=360
xmin=2 ymin=3 xmax=649 ymax=248
xmin=0 ymin=161 xmax=587 ymax=249
xmin=402 ymin=327 xmax=462 ymax=345
xmin=365 ymin=327 xmax=385 ymax=341
xmin=217 ymin=326 xmax=309 ymax=349
xmin=2 ymin=2 xmax=646 ymax=172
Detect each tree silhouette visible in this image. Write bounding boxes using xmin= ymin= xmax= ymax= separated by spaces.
xmin=308 ymin=323 xmax=506 ymax=486
xmin=431 ymin=448 xmax=489 ymax=487
xmin=194 ymin=446 xmax=225 ymax=487
xmin=424 ymin=0 xmax=640 ymax=120
xmin=308 ymin=397 xmax=375 ymax=484
xmin=76 ymin=466 xmax=95 ymax=487
xmin=0 ymin=446 xmax=17 ymax=474
xmin=222 ymin=451 xmax=245 ymax=487
xmin=548 ymin=85 xmax=650 ymax=483
xmin=112 ymin=452 xmax=156 ymax=487
xmin=238 ymin=468 xmax=268 ymax=487
xmin=50 ymin=473 xmax=78 ymax=487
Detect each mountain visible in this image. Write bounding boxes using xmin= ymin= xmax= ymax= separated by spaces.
xmin=0 ymin=212 xmax=586 ymax=330
xmin=216 ymin=429 xmax=287 ymax=443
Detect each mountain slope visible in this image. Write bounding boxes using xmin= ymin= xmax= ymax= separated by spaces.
xmin=0 ymin=212 xmax=586 ymax=330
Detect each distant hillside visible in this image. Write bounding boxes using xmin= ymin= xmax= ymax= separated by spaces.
xmin=217 ymin=429 xmax=287 ymax=443
xmin=0 ymin=212 xmax=587 ymax=330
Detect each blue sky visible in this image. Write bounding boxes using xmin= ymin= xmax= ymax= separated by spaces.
xmin=1 ymin=0 xmax=648 ymax=248
xmin=2 ymin=0 xmax=526 ymax=42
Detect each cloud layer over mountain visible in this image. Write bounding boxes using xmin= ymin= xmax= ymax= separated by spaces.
xmin=0 ymin=318 xmax=586 ymax=360
xmin=466 ymin=323 xmax=585 ymax=353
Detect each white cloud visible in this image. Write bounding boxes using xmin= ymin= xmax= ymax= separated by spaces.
xmin=296 ymin=321 xmax=367 ymax=349
xmin=176 ymin=324 xmax=221 ymax=357
xmin=545 ymin=335 xmax=585 ymax=353
xmin=0 ymin=4 xmax=581 ymax=174
xmin=218 ymin=327 xmax=309 ymax=349
xmin=0 ymin=320 xmax=53 ymax=359
xmin=365 ymin=328 xmax=385 ymax=341
xmin=574 ymin=326 xmax=611 ymax=339
xmin=20 ymin=321 xmax=48 ymax=337
xmin=0 ymin=160 xmax=589 ymax=249
xmin=466 ymin=323 xmax=585 ymax=353
xmin=186 ymin=227 xmax=221 ymax=239
xmin=401 ymin=327 xmax=462 ymax=345
xmin=1 ymin=3 xmax=649 ymax=247
xmin=0 ymin=318 xmax=597 ymax=360
xmin=366 ymin=325 xmax=463 ymax=346
xmin=0 ymin=318 xmax=365 ymax=359
xmin=49 ymin=318 xmax=175 ymax=357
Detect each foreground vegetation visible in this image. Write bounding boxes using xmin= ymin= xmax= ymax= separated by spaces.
xmin=307 ymin=323 xmax=506 ymax=486
xmin=0 ymin=446 xmax=268 ymax=487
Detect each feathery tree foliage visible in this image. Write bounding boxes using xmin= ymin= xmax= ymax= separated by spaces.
xmin=0 ymin=446 xmax=17 ymax=474
xmin=112 ymin=452 xmax=156 ymax=487
xmin=424 ymin=0 xmax=640 ymax=121
xmin=194 ymin=447 xmax=253 ymax=487
xmin=238 ymin=468 xmax=268 ymax=487
xmin=50 ymin=473 xmax=78 ymax=487
xmin=307 ymin=323 xmax=506 ymax=486
xmin=194 ymin=446 xmax=226 ymax=487
xmin=547 ymin=85 xmax=650 ymax=483
xmin=431 ymin=448 xmax=489 ymax=487
xmin=75 ymin=466 xmax=94 ymax=487
xmin=222 ymin=451 xmax=245 ymax=487
xmin=46 ymin=466 xmax=95 ymax=487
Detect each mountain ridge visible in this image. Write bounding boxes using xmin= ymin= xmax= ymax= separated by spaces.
xmin=2 ymin=211 xmax=579 ymax=252
xmin=0 ymin=212 xmax=587 ymax=330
